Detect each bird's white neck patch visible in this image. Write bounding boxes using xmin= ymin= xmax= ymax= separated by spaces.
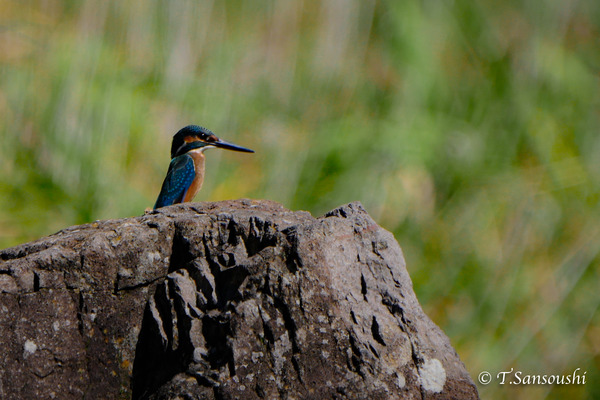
xmin=189 ymin=145 xmax=215 ymax=154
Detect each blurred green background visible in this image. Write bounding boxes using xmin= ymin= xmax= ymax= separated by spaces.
xmin=1 ymin=1 xmax=599 ymax=398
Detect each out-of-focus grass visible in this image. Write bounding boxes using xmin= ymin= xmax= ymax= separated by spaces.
xmin=1 ymin=1 xmax=599 ymax=398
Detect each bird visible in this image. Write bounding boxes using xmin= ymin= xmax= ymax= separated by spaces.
xmin=154 ymin=125 xmax=254 ymax=209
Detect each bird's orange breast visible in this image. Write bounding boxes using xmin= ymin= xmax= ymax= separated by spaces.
xmin=183 ymin=151 xmax=206 ymax=202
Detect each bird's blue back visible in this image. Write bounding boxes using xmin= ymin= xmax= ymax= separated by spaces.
xmin=153 ymin=154 xmax=196 ymax=209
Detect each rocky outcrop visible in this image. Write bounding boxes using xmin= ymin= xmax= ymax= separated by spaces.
xmin=0 ymin=200 xmax=478 ymax=399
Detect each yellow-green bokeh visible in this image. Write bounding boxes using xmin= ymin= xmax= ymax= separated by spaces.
xmin=1 ymin=1 xmax=599 ymax=399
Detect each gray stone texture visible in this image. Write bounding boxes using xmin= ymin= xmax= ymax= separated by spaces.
xmin=0 ymin=200 xmax=478 ymax=399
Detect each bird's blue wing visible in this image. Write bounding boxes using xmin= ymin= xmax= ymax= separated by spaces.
xmin=154 ymin=154 xmax=196 ymax=209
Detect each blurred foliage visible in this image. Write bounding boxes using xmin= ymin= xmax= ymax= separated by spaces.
xmin=1 ymin=1 xmax=599 ymax=398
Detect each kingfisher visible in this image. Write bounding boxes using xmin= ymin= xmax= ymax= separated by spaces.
xmin=153 ymin=125 xmax=254 ymax=209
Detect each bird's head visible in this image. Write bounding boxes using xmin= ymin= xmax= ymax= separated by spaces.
xmin=170 ymin=125 xmax=254 ymax=159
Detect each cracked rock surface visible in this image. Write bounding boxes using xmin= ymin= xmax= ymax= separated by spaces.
xmin=0 ymin=200 xmax=478 ymax=399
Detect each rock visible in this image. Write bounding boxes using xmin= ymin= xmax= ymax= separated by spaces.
xmin=0 ymin=200 xmax=478 ymax=399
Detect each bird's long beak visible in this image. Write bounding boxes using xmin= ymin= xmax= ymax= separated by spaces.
xmin=213 ymin=139 xmax=254 ymax=153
